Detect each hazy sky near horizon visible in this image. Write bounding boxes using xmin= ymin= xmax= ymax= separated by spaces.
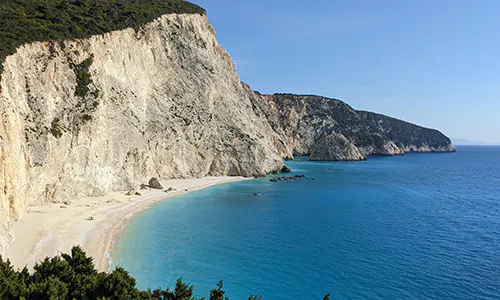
xmin=190 ymin=0 xmax=500 ymax=144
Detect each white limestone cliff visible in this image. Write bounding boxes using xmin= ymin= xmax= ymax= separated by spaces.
xmin=0 ymin=14 xmax=288 ymax=254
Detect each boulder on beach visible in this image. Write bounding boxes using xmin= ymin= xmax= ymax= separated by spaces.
xmin=164 ymin=187 xmax=177 ymax=193
xmin=148 ymin=177 xmax=163 ymax=189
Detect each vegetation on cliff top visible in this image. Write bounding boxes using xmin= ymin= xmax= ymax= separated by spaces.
xmin=0 ymin=246 xmax=333 ymax=299
xmin=0 ymin=0 xmax=205 ymax=75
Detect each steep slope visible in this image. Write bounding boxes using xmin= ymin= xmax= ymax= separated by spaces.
xmin=309 ymin=133 xmax=366 ymax=161
xmin=0 ymin=14 xmax=288 ymax=254
xmin=259 ymin=94 xmax=455 ymax=159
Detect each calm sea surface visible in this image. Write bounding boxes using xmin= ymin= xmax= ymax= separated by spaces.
xmin=112 ymin=146 xmax=500 ymax=299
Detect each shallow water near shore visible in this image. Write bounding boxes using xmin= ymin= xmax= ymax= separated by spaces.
xmin=112 ymin=146 xmax=500 ymax=299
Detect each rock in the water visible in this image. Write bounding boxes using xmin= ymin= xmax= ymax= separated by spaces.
xmin=310 ymin=133 xmax=367 ymax=161
xmin=148 ymin=178 xmax=163 ymax=190
xmin=271 ymin=164 xmax=292 ymax=174
xmin=281 ymin=165 xmax=292 ymax=173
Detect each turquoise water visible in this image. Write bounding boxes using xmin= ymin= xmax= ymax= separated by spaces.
xmin=112 ymin=146 xmax=500 ymax=299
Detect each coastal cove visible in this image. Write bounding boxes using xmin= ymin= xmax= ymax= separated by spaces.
xmin=112 ymin=147 xmax=500 ymax=300
xmin=0 ymin=1 xmax=497 ymax=299
xmin=6 ymin=176 xmax=248 ymax=272
xmin=0 ymin=3 xmax=455 ymax=257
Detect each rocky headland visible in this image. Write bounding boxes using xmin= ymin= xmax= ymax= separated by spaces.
xmin=258 ymin=93 xmax=455 ymax=160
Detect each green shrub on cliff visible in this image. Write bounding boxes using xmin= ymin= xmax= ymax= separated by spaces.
xmin=0 ymin=246 xmax=333 ymax=299
xmin=70 ymin=55 xmax=94 ymax=98
xmin=0 ymin=0 xmax=205 ymax=75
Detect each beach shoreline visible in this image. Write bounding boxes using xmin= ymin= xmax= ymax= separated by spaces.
xmin=6 ymin=176 xmax=249 ymax=272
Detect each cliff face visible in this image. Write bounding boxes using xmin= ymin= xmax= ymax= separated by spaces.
xmin=0 ymin=14 xmax=288 ymax=254
xmin=0 ymin=13 xmax=455 ymax=255
xmin=310 ymin=133 xmax=366 ymax=161
xmin=259 ymin=94 xmax=455 ymax=159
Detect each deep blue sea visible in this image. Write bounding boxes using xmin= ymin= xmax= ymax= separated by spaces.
xmin=112 ymin=146 xmax=500 ymax=299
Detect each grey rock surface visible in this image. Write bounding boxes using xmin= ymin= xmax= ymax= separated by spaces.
xmin=310 ymin=133 xmax=366 ymax=161
xmin=258 ymin=93 xmax=455 ymax=159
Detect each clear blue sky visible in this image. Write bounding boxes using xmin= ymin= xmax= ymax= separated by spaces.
xmin=190 ymin=0 xmax=500 ymax=144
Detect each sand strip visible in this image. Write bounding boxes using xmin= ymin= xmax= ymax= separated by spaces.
xmin=6 ymin=176 xmax=248 ymax=271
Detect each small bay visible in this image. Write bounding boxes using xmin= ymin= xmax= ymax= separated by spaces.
xmin=112 ymin=146 xmax=500 ymax=299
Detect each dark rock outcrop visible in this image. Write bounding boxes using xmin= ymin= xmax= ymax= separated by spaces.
xmin=163 ymin=187 xmax=177 ymax=193
xmin=270 ymin=164 xmax=292 ymax=174
xmin=281 ymin=165 xmax=292 ymax=173
xmin=148 ymin=178 xmax=163 ymax=190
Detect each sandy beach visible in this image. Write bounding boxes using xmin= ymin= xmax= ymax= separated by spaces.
xmin=6 ymin=176 xmax=248 ymax=272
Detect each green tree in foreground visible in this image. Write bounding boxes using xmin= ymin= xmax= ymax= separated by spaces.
xmin=209 ymin=280 xmax=228 ymax=300
xmin=0 ymin=246 xmax=333 ymax=299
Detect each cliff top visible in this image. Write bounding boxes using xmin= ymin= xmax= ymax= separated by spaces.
xmin=0 ymin=0 xmax=205 ymax=74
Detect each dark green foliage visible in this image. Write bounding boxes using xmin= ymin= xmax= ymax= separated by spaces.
xmin=209 ymin=280 xmax=228 ymax=300
xmin=171 ymin=278 xmax=197 ymax=300
xmin=0 ymin=246 xmax=333 ymax=299
xmin=0 ymin=256 xmax=29 ymax=299
xmin=0 ymin=0 xmax=205 ymax=75
xmin=96 ymin=267 xmax=143 ymax=299
xmin=28 ymin=276 xmax=69 ymax=299
xmin=70 ymin=55 xmax=94 ymax=98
